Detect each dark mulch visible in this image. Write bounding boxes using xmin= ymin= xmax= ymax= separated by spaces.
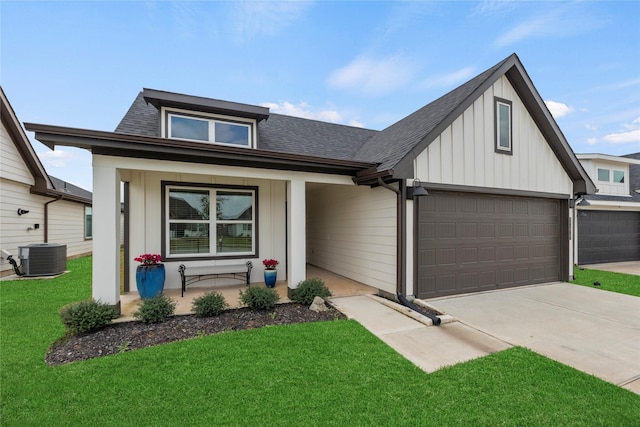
xmin=46 ymin=303 xmax=346 ymax=366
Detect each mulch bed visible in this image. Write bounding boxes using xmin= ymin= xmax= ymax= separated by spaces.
xmin=46 ymin=303 xmax=346 ymax=366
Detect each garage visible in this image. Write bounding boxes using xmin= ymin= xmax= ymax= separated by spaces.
xmin=577 ymin=210 xmax=640 ymax=265
xmin=416 ymin=191 xmax=567 ymax=299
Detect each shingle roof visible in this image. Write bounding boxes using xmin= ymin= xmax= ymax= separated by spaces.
xmin=115 ymin=92 xmax=159 ymax=137
xmin=354 ymin=56 xmax=511 ymax=171
xmin=49 ymin=176 xmax=92 ymax=201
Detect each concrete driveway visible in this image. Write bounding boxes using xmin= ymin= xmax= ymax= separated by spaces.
xmin=426 ymin=282 xmax=640 ymax=394
xmin=581 ymin=261 xmax=640 ymax=276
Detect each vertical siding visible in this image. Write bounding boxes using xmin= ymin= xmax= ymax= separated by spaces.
xmin=1 ymin=121 xmax=35 ymax=185
xmin=306 ymin=183 xmax=396 ymax=294
xmin=416 ymin=75 xmax=573 ymax=195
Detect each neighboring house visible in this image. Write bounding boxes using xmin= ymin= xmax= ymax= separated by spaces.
xmin=1 ymin=86 xmax=93 ymax=276
xmin=25 ymin=53 xmax=595 ymax=311
xmin=575 ymin=153 xmax=640 ymax=265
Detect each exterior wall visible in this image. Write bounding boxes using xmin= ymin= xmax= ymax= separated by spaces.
xmin=307 ymin=183 xmax=397 ymax=294
xmin=415 ymin=76 xmax=573 ymax=196
xmin=579 ymin=159 xmax=629 ymax=197
xmin=1 ymin=119 xmax=35 ymax=186
xmin=48 ymin=200 xmax=92 ymax=257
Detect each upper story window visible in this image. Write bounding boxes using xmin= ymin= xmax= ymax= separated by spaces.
xmin=164 ymin=109 xmax=254 ymax=148
xmin=494 ymin=97 xmax=512 ymax=155
xmin=597 ymin=167 xmax=625 ymax=184
xmin=163 ymin=183 xmax=257 ymax=259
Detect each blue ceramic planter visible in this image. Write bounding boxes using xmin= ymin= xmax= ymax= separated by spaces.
xmin=136 ymin=264 xmax=166 ymax=299
xmin=264 ymin=269 xmax=277 ymax=288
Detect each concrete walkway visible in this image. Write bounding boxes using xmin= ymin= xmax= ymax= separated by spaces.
xmin=330 ymin=295 xmax=511 ymax=373
xmin=581 ymin=261 xmax=640 ymax=276
xmin=426 ymin=283 xmax=640 ymax=394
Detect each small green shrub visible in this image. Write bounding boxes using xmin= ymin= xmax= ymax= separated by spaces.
xmin=291 ymin=278 xmax=332 ymax=305
xmin=192 ymin=292 xmax=228 ymax=317
xmin=133 ymin=294 xmax=176 ymax=324
xmin=59 ymin=299 xmax=118 ymax=335
xmin=239 ymin=286 xmax=280 ymax=310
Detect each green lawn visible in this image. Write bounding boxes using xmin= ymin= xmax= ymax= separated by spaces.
xmin=2 ymin=257 xmax=639 ymax=426
xmin=572 ymin=267 xmax=640 ymax=297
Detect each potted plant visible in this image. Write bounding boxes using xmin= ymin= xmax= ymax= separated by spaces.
xmin=262 ymin=258 xmax=279 ymax=288
xmin=134 ymin=253 xmax=165 ymax=299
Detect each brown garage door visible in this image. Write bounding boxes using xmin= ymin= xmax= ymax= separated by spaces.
xmin=416 ymin=191 xmax=565 ymax=299
xmin=578 ymin=210 xmax=640 ymax=265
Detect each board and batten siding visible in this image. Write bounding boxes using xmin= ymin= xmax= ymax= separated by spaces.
xmin=415 ymin=76 xmax=573 ymax=195
xmin=579 ymin=159 xmax=629 ymax=197
xmin=306 ymin=183 xmax=396 ymax=294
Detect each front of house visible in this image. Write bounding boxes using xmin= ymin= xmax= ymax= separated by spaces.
xmin=26 ymin=54 xmax=594 ymax=311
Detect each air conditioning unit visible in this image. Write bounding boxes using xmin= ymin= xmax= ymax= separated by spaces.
xmin=18 ymin=243 xmax=67 ymax=277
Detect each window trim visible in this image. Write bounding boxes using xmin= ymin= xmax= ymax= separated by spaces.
xmin=84 ymin=205 xmax=92 ymax=240
xmin=494 ymin=97 xmax=513 ymax=155
xmin=162 ymin=107 xmax=256 ymax=148
xmin=161 ymin=181 xmax=259 ymax=261
xmin=597 ymin=167 xmax=625 ymax=184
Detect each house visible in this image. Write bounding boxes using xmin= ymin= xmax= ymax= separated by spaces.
xmin=0 ymin=86 xmax=93 ymax=276
xmin=575 ymin=153 xmax=640 ymax=265
xmin=25 ymin=53 xmax=595 ymax=311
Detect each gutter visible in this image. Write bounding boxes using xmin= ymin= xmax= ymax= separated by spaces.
xmin=376 ymin=177 xmax=441 ymax=326
xmin=44 ymin=196 xmax=63 ymax=243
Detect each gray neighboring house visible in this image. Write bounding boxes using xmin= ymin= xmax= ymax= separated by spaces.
xmin=25 ymin=53 xmax=595 ymax=310
xmin=1 ymin=86 xmax=93 ymax=275
xmin=575 ymin=152 xmax=640 ymax=264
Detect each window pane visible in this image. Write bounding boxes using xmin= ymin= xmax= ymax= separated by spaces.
xmin=85 ymin=206 xmax=92 ymax=238
xmin=498 ymin=104 xmax=510 ymax=149
xmin=170 ymin=115 xmax=208 ymax=141
xmin=613 ymin=170 xmax=625 ymax=183
xmin=170 ymin=189 xmax=210 ymax=220
xmin=216 ymin=224 xmax=252 ymax=253
xmin=169 ymin=223 xmax=210 ymax=254
xmin=216 ymin=191 xmax=253 ymax=220
xmin=215 ymin=122 xmax=249 ymax=146
xmin=597 ymin=168 xmax=610 ymax=182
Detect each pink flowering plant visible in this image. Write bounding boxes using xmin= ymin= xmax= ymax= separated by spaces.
xmin=134 ymin=253 xmax=163 ymax=266
xmin=262 ymin=258 xmax=279 ymax=270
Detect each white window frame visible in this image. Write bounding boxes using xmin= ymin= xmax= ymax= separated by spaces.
xmin=164 ymin=184 xmax=257 ymax=259
xmin=597 ymin=167 xmax=625 ymax=184
xmin=494 ymin=97 xmax=513 ymax=154
xmin=163 ymin=107 xmax=256 ymax=148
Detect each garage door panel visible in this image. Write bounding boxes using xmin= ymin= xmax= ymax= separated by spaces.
xmin=578 ymin=211 xmax=640 ymax=264
xmin=417 ymin=191 xmax=563 ymax=299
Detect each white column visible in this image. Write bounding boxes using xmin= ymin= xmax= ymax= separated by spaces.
xmin=92 ymin=164 xmax=121 ymax=308
xmin=287 ymin=179 xmax=306 ymax=290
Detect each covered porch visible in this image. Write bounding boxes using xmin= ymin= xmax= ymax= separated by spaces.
xmin=117 ymin=264 xmax=377 ymax=321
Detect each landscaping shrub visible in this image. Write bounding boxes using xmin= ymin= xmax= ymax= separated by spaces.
xmin=133 ymin=294 xmax=176 ymax=324
xmin=291 ymin=278 xmax=331 ymax=305
xmin=239 ymin=286 xmax=280 ymax=310
xmin=192 ymin=292 xmax=228 ymax=317
xmin=59 ymin=299 xmax=118 ymax=335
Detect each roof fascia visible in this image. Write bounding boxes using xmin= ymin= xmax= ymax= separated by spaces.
xmin=0 ymin=87 xmax=53 ymax=192
xmin=576 ymin=153 xmax=640 ymax=165
xmin=142 ymin=88 xmax=270 ymax=122
xmin=24 ymin=123 xmax=375 ymax=176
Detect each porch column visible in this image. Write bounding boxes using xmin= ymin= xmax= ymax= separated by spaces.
xmin=287 ymin=179 xmax=306 ymax=292
xmin=92 ymin=164 xmax=121 ymax=311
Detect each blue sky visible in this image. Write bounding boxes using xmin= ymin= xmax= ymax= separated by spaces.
xmin=2 ymin=1 xmax=639 ymax=191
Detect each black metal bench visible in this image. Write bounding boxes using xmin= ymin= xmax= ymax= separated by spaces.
xmin=178 ymin=261 xmax=253 ymax=297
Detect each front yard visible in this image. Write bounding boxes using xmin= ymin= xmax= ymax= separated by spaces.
xmin=1 ymin=256 xmax=638 ymax=426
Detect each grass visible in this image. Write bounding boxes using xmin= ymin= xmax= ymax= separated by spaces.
xmin=2 ymin=256 xmax=639 ymax=426
xmin=571 ymin=267 xmax=640 ymax=297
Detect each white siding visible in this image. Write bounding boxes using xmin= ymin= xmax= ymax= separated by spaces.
xmin=415 ymin=76 xmax=573 ymax=196
xmin=47 ymin=200 xmax=92 ymax=257
xmin=581 ymin=159 xmax=629 ymax=196
xmin=1 ymin=120 xmax=34 ymax=186
xmin=307 ymin=183 xmax=397 ymax=294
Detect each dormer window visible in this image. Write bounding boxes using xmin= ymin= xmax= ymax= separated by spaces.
xmin=167 ymin=112 xmax=252 ymax=147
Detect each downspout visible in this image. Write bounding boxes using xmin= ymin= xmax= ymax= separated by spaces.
xmin=44 ymin=195 xmax=63 ymax=243
xmin=377 ymin=177 xmax=441 ymax=326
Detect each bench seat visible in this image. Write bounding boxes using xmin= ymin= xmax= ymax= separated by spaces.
xmin=178 ymin=261 xmax=253 ymax=297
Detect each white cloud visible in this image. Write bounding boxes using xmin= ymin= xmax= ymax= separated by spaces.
xmin=603 ymin=129 xmax=640 ymax=144
xmin=418 ymin=67 xmax=476 ymax=90
xmin=545 ymin=100 xmax=574 ymax=118
xmin=263 ymin=101 xmax=343 ymax=123
xmin=328 ymin=55 xmax=417 ymax=95
xmin=38 ymin=149 xmax=74 ymax=168
xmin=585 ymin=124 xmax=597 ymax=131
xmin=231 ymin=2 xmax=311 ymax=42
xmin=587 ymin=138 xmax=597 ymax=145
